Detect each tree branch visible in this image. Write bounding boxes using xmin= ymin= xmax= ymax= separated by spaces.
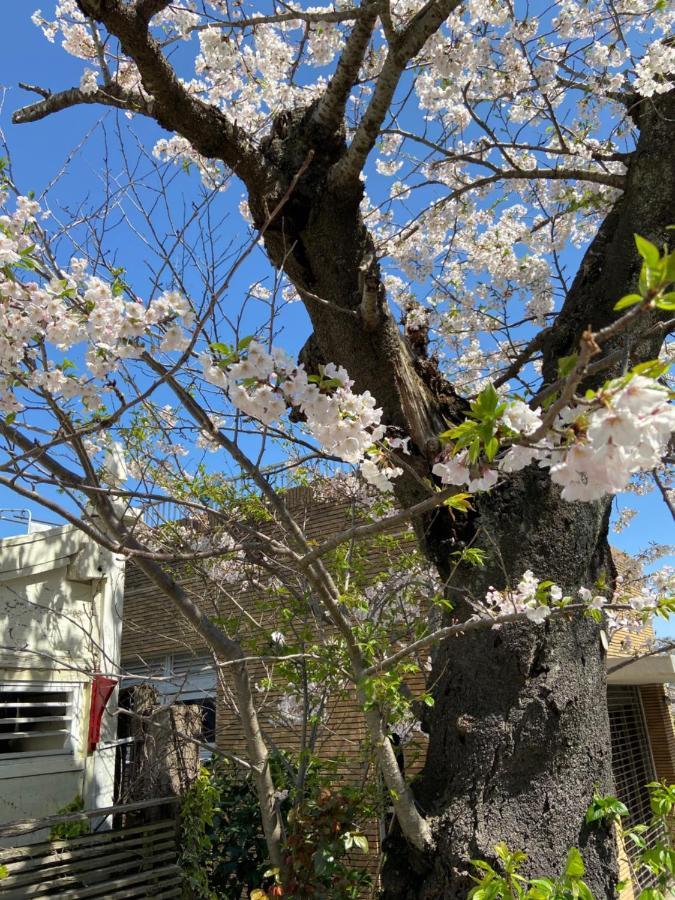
xmin=312 ymin=0 xmax=379 ymax=132
xmin=653 ymin=469 xmax=675 ymax=522
xmin=135 ymin=0 xmax=171 ymax=24
xmin=186 ymin=6 xmax=361 ymax=32
xmin=330 ymin=0 xmax=462 ymax=185
xmin=53 ymin=0 xmax=268 ymax=187
xmin=363 ymin=602 xmax=664 ymax=677
xmin=297 ymin=485 xmax=460 ymax=568
xmin=13 ymin=83 xmax=146 ymax=125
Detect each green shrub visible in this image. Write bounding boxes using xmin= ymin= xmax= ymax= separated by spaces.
xmin=179 ymin=758 xmax=269 ymax=898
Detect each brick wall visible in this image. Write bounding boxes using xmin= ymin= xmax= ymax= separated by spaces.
xmin=120 ymin=490 xmax=675 ymax=895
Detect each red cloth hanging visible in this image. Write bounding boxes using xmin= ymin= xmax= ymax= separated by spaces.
xmin=87 ymin=675 xmax=117 ymax=753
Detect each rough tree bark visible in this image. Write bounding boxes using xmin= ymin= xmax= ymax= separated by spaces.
xmin=377 ymin=88 xmax=675 ymax=899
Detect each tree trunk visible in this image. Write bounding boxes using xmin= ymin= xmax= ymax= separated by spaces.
xmin=243 ymin=90 xmax=673 ymax=897
xmin=382 ymin=471 xmax=617 ymax=898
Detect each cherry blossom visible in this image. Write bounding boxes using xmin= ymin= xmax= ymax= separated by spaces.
xmin=200 ymin=340 xmax=395 ymax=482
xmin=6 ymin=5 xmax=675 ymax=510
xmin=550 ymin=376 xmax=675 ymax=502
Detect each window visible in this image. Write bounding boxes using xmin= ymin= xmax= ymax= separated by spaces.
xmin=124 ymin=653 xmax=216 ymax=702
xmin=122 ymin=654 xmax=217 ymax=754
xmin=0 ymin=683 xmax=75 ymax=756
xmin=608 ymin=686 xmax=655 ymax=828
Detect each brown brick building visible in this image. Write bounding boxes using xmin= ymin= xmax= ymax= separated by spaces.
xmin=119 ymin=488 xmax=675 ymax=896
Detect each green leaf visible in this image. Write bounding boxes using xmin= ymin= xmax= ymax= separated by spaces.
xmin=564 ymin=847 xmax=585 ymax=879
xmin=237 ymin=335 xmax=255 ymax=351
xmin=210 ymin=341 xmax=233 ymax=355
xmin=614 ymin=293 xmax=643 ymax=311
xmin=469 ymin=384 xmax=503 ymax=424
xmin=484 ymin=436 xmax=500 ymax=461
xmin=527 ymin=878 xmax=555 ymax=899
xmin=469 ymin=888 xmax=499 ymax=900
xmin=452 ymin=547 xmax=487 ymax=567
xmin=494 ymin=843 xmax=511 ymax=863
xmin=576 ymin=880 xmax=594 ymax=900
xmin=665 ymin=250 xmax=675 ymax=284
xmin=445 ymin=420 xmax=479 ymax=447
xmin=557 ymin=354 xmax=579 ymax=377
xmin=631 ymin=359 xmax=670 ymax=379
xmin=444 ymin=492 xmax=473 ymax=512
xmin=471 ymin=859 xmax=496 ymax=873
xmin=586 ymin=793 xmax=628 ymax=823
xmin=635 ymin=234 xmax=660 ymax=268
xmin=655 ymin=292 xmax=675 ymax=311
xmin=0 ymin=865 xmax=7 ymax=880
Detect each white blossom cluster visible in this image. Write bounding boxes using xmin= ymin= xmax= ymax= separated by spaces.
xmin=634 ymin=40 xmax=675 ymax=98
xmin=482 ymin=569 xmax=664 ymax=633
xmin=613 ymin=507 xmax=637 ymax=534
xmin=3 ymin=184 xmax=671 ymax=507
xmin=0 ymin=193 xmax=193 ymax=415
xmin=30 ymin=0 xmax=675 ymax=398
xmin=432 ymin=450 xmax=499 ymax=493
xmin=484 ymin=570 xmax=562 ymax=624
xmin=200 ymin=340 xmax=401 ymax=490
xmin=549 ymin=376 xmax=675 ymax=502
xmin=15 ymin=1 xmax=675 ymax=515
xmin=432 ymin=379 xmax=674 ymax=504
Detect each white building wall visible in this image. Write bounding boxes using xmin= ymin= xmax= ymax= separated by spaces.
xmin=0 ymin=524 xmax=125 ymax=834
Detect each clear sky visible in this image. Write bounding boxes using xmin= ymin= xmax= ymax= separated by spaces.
xmin=0 ymin=7 xmax=672 ymax=634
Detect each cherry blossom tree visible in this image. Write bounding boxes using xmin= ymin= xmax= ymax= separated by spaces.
xmin=1 ymin=0 xmax=674 ymax=895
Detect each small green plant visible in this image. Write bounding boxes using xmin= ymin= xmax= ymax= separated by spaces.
xmin=585 ymin=792 xmax=629 ymax=825
xmin=622 ymin=783 xmax=675 ymax=899
xmin=469 ymin=784 xmax=675 ymax=900
xmin=468 ymin=843 xmax=594 ymax=899
xmin=49 ymin=795 xmax=90 ymax=841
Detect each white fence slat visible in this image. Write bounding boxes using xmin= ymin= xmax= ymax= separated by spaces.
xmin=29 ymin=863 xmax=182 ymax=899
xmin=2 ymin=838 xmax=176 ymax=890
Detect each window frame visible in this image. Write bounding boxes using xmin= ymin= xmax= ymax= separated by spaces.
xmin=0 ymin=680 xmax=84 ymax=765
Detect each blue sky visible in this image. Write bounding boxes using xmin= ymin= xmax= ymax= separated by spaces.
xmin=0 ymin=7 xmax=672 ymax=634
